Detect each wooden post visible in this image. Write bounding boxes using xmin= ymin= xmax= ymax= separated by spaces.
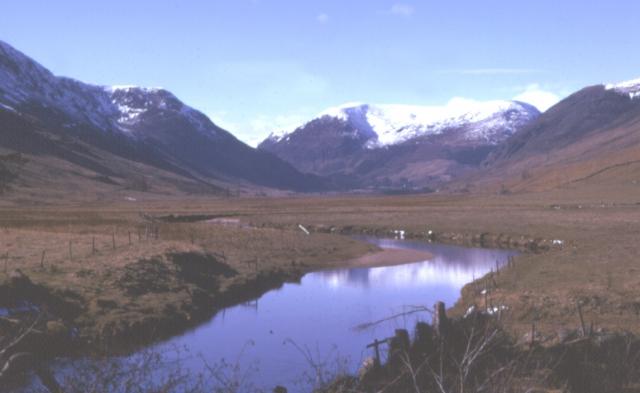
xmin=389 ymin=329 xmax=411 ymax=363
xmin=112 ymin=231 xmax=116 ymax=250
xmin=367 ymin=339 xmax=383 ymax=368
xmin=40 ymin=250 xmax=46 ymax=269
xmin=92 ymin=237 xmax=96 ymax=254
xmin=495 ymin=260 xmax=500 ymax=276
xmin=68 ymin=240 xmax=72 ymax=260
xmin=137 ymin=228 xmax=141 ymax=242
xmin=577 ymin=301 xmax=586 ymax=337
xmin=433 ymin=301 xmax=449 ymax=337
xmin=530 ymin=322 xmax=536 ymax=349
xmin=128 ymin=231 xmax=132 ymax=245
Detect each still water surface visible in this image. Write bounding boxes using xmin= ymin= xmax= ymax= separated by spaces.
xmin=148 ymin=238 xmax=518 ymax=391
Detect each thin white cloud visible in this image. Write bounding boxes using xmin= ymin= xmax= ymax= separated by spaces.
xmin=207 ymin=110 xmax=310 ymax=147
xmin=316 ymin=13 xmax=329 ymax=24
xmin=248 ymin=114 xmax=308 ymax=146
xmin=513 ymin=84 xmax=561 ymax=112
xmin=390 ymin=3 xmax=414 ymax=17
xmin=439 ymin=68 xmax=544 ymax=75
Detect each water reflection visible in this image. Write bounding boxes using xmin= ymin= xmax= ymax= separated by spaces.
xmin=319 ymin=238 xmax=513 ymax=289
xmin=144 ymin=238 xmax=519 ymax=391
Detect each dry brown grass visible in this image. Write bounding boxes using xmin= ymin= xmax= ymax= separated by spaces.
xmin=0 ymin=206 xmax=378 ymax=349
xmin=1 ymin=182 xmax=639 ymax=346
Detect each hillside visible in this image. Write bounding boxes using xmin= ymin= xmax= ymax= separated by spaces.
xmin=0 ymin=40 xmax=325 ymax=202
xmin=467 ymin=82 xmax=640 ymax=193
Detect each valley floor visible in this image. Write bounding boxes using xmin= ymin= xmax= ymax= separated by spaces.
xmin=1 ymin=182 xmax=640 ymax=354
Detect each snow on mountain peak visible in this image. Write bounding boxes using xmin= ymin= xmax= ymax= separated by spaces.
xmin=104 ymin=85 xmax=164 ymax=94
xmin=103 ymin=85 xmax=218 ymax=136
xmin=605 ymin=77 xmax=640 ymax=100
xmin=365 ymin=99 xmax=538 ymax=147
xmin=0 ymin=40 xmax=220 ymax=138
xmin=270 ymin=99 xmax=539 ymax=148
xmin=104 ymin=85 xmax=172 ymax=125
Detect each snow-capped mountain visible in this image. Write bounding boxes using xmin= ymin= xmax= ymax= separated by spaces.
xmin=259 ymin=100 xmax=540 ymax=189
xmin=266 ymin=100 xmax=539 ymax=148
xmin=605 ymin=78 xmax=640 ymax=100
xmin=0 ymin=40 xmax=222 ymax=140
xmin=479 ymin=78 xmax=640 ymax=193
xmin=0 ymin=40 xmax=324 ymax=196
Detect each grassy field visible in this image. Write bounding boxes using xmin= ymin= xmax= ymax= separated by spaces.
xmin=1 ymin=182 xmax=639 ymax=351
xmin=0 ymin=207 xmax=379 ymax=351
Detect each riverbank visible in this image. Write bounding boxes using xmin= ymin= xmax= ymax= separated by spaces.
xmin=319 ymin=305 xmax=640 ymax=393
xmin=1 ymin=186 xmax=639 ymax=372
xmin=0 ymin=210 xmax=437 ymax=359
xmin=340 ymin=247 xmax=433 ymax=269
xmin=221 ymin=190 xmax=640 ymax=340
xmin=0 ymin=216 xmax=384 ymax=356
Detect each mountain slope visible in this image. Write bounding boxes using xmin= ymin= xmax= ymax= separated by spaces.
xmin=468 ymin=81 xmax=640 ymax=193
xmin=259 ymin=101 xmax=540 ymax=189
xmin=0 ymin=40 xmax=324 ymax=199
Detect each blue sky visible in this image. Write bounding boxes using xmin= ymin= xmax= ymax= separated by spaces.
xmin=2 ymin=1 xmax=640 ymax=146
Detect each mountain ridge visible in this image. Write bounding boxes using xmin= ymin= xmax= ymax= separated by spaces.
xmin=259 ymin=100 xmax=541 ymax=189
xmin=454 ymin=82 xmax=640 ymax=193
xmin=0 ymin=40 xmax=326 ymax=199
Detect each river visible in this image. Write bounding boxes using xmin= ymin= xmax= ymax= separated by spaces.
xmin=135 ymin=237 xmax=519 ymax=392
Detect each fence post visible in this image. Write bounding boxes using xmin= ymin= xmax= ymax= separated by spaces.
xmin=40 ymin=250 xmax=46 ymax=269
xmin=577 ymin=301 xmax=586 ymax=337
xmin=530 ymin=322 xmax=536 ymax=349
xmin=389 ymin=329 xmax=411 ymax=363
xmin=433 ymin=301 xmax=449 ymax=338
xmin=366 ymin=339 xmax=385 ymax=369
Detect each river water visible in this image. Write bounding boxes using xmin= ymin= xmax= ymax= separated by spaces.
xmin=139 ymin=237 xmax=518 ymax=391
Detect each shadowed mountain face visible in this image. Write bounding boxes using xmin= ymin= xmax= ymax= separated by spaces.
xmin=259 ymin=102 xmax=540 ymax=190
xmin=469 ymin=84 xmax=640 ymax=192
xmin=0 ymin=40 xmax=325 ymax=198
xmin=487 ymin=86 xmax=640 ymax=163
xmin=2 ymin=39 xmax=639 ymax=199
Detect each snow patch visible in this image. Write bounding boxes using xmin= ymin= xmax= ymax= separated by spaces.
xmin=104 ymin=85 xmax=164 ymax=94
xmin=605 ymin=77 xmax=640 ymax=100
xmin=0 ymin=40 xmax=220 ymax=139
xmin=269 ymin=99 xmax=539 ymax=147
xmin=393 ymin=229 xmax=406 ymax=240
